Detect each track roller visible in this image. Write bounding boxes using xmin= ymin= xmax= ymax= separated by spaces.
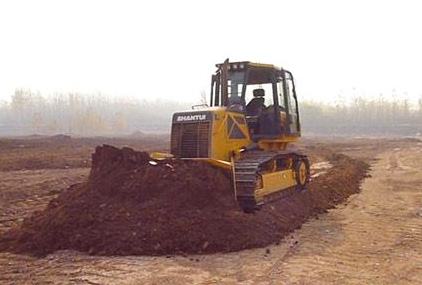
xmin=294 ymin=157 xmax=310 ymax=190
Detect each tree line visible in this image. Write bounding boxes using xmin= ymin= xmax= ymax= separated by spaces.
xmin=300 ymin=96 xmax=422 ymax=135
xmin=0 ymin=89 xmax=421 ymax=136
xmin=0 ymin=89 xmax=190 ymax=136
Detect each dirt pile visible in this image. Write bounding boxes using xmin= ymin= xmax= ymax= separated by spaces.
xmin=0 ymin=145 xmax=369 ymax=257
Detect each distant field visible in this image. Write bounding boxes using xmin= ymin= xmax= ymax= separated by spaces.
xmin=0 ymin=134 xmax=170 ymax=171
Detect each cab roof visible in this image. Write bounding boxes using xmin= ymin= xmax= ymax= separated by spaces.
xmin=216 ymin=61 xmax=283 ymax=71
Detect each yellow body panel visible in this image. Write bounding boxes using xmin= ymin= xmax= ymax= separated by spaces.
xmin=210 ymin=108 xmax=252 ymax=162
xmin=150 ymin=152 xmax=174 ymax=160
xmin=208 ymin=108 xmax=299 ymax=158
xmin=258 ymin=136 xmax=299 ymax=152
xmin=248 ymin=62 xmax=281 ymax=70
xmin=255 ymin=169 xmax=296 ymax=202
xmin=182 ymin=158 xmax=232 ymax=170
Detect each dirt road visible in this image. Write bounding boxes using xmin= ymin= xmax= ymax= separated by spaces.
xmin=1 ymin=138 xmax=421 ymax=284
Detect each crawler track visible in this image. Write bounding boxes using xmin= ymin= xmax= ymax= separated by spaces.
xmin=234 ymin=150 xmax=310 ymax=213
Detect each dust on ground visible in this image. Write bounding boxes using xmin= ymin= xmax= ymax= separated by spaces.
xmin=0 ymin=135 xmax=421 ymax=284
xmin=0 ymin=144 xmax=367 ymax=257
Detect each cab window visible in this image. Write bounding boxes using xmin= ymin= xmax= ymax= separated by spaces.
xmin=277 ymin=78 xmax=286 ymax=110
xmin=244 ymin=83 xmax=274 ymax=107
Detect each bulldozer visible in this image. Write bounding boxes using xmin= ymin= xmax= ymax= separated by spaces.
xmin=153 ymin=59 xmax=310 ymax=213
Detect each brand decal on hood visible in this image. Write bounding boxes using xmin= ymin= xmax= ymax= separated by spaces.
xmin=176 ymin=114 xmax=207 ymax=122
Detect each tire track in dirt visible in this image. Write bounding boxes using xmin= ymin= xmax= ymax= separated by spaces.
xmin=1 ymin=140 xmax=421 ymax=284
xmin=0 ymin=169 xmax=89 ymax=234
xmin=0 ymin=145 xmax=366 ymax=257
xmin=270 ymin=144 xmax=422 ymax=284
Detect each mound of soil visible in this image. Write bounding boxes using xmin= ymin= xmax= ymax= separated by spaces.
xmin=0 ymin=145 xmax=369 ymax=257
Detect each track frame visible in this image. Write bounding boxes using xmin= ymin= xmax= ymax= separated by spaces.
xmin=234 ymin=150 xmax=310 ymax=213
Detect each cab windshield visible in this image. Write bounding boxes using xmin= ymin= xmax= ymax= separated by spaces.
xmin=214 ymin=67 xmax=277 ymax=110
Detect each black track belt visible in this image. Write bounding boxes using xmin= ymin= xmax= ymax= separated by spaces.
xmin=233 ymin=150 xmax=309 ymax=213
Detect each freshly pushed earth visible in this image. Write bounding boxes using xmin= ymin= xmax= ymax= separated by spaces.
xmin=1 ymin=136 xmax=421 ymax=284
xmin=0 ymin=144 xmax=367 ymax=256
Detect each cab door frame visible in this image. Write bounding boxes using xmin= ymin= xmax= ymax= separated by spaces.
xmin=279 ymin=69 xmax=301 ymax=136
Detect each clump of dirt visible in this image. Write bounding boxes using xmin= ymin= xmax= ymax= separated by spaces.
xmin=0 ymin=145 xmax=369 ymax=257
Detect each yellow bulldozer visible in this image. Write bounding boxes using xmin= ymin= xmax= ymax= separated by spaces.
xmin=153 ymin=59 xmax=310 ymax=213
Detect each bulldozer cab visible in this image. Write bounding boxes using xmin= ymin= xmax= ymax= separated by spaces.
xmin=211 ymin=60 xmax=301 ymax=140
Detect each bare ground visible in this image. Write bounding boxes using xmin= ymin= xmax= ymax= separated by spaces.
xmin=0 ymin=136 xmax=421 ymax=284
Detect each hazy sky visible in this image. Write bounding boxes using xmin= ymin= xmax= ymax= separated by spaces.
xmin=0 ymin=0 xmax=421 ymax=104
